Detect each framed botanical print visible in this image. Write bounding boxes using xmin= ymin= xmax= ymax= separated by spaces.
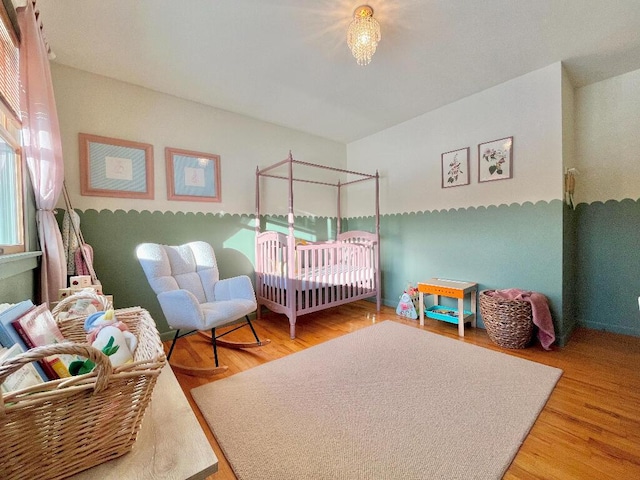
xmin=441 ymin=147 xmax=470 ymax=188
xmin=478 ymin=136 xmax=513 ymax=182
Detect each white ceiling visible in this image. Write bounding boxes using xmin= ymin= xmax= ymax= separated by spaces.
xmin=35 ymin=0 xmax=640 ymax=144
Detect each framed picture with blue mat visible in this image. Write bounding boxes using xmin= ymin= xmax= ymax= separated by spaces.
xmin=165 ymin=147 xmax=221 ymax=202
xmin=79 ymin=133 xmax=154 ymax=199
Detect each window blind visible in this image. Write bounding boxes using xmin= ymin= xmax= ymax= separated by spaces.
xmin=0 ymin=4 xmax=20 ymax=121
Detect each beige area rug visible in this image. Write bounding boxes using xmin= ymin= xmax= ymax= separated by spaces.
xmin=192 ymin=321 xmax=562 ymax=480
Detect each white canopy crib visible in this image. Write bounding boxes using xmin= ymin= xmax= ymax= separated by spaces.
xmin=255 ymin=152 xmax=381 ymax=339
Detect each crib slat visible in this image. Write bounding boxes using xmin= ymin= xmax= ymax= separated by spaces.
xmin=256 ymin=232 xmax=380 ymax=333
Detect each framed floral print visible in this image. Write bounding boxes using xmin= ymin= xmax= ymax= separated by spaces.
xmin=441 ymin=147 xmax=470 ymax=188
xmin=478 ymin=136 xmax=513 ymax=182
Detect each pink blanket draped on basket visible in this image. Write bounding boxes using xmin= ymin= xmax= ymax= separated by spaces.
xmin=486 ymin=289 xmax=556 ymax=350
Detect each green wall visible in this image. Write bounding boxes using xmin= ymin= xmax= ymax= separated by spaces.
xmin=562 ymin=203 xmax=579 ymax=341
xmin=72 ymin=210 xmax=255 ymax=333
xmin=55 ymin=197 xmax=640 ymax=344
xmin=0 ymin=255 xmax=38 ymax=303
xmin=576 ymin=198 xmax=640 ymax=336
xmin=70 ymin=210 xmax=337 ymax=334
xmin=346 ymin=200 xmax=567 ymax=344
xmin=0 ymin=179 xmax=39 ymax=305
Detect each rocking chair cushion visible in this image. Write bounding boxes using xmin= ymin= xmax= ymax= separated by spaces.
xmin=201 ymin=299 xmax=256 ymax=329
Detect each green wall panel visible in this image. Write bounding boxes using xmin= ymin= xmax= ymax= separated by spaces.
xmin=0 ymin=183 xmax=39 ymax=305
xmin=576 ymin=199 xmax=640 ymax=336
xmin=260 ymin=215 xmax=337 ymax=242
xmin=346 ymin=200 xmax=565 ymax=342
xmin=0 ymin=269 xmax=37 ymax=304
xmin=75 ymin=209 xmax=255 ymax=333
xmin=562 ymin=203 xmax=579 ymax=344
xmin=72 ymin=210 xmax=336 ymax=334
xmin=61 ymin=198 xmax=640 ymax=343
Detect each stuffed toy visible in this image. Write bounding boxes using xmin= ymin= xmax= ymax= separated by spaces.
xmin=396 ymin=283 xmax=420 ymax=320
xmin=396 ymin=292 xmax=418 ymax=319
xmin=69 ymin=336 xmax=121 ymax=375
xmin=83 ymin=309 xmax=138 ymax=367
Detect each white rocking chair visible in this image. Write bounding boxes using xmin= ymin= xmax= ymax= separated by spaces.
xmin=136 ymin=241 xmax=269 ymax=376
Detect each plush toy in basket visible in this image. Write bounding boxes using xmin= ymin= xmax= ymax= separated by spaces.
xmin=66 ymin=309 xmax=139 ymax=375
xmin=0 ymin=304 xmax=166 ymax=480
xmin=84 ymin=309 xmax=138 ymax=367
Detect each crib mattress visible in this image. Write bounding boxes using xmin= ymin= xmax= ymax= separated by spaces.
xmin=259 ymin=263 xmax=375 ymax=290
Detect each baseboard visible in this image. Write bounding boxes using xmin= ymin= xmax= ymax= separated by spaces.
xmin=160 ymin=330 xmax=177 ymax=342
xmin=578 ymin=320 xmax=640 ymax=338
xmin=555 ymin=322 xmax=576 ymax=347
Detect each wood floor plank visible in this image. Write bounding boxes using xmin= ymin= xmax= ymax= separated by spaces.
xmin=165 ymin=302 xmax=640 ymax=479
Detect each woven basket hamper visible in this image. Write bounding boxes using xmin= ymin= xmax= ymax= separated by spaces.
xmin=479 ymin=290 xmax=534 ymax=349
xmin=0 ymin=304 xmax=166 ymax=480
xmin=51 ymin=291 xmax=114 ymax=321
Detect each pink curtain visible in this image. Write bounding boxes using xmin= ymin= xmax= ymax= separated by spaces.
xmin=18 ymin=1 xmax=66 ymax=305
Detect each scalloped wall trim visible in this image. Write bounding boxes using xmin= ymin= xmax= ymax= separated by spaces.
xmin=76 ymin=209 xmax=255 ymax=219
xmin=74 ymin=209 xmax=337 ymax=221
xmin=575 ymin=197 xmax=640 ymax=208
xmin=344 ymin=199 xmax=565 ymax=220
xmin=73 ymin=199 xmax=562 ymax=219
xmin=72 ymin=197 xmax=639 ymax=219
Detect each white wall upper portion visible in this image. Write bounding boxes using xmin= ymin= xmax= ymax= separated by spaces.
xmin=52 ymin=64 xmax=346 ymax=217
xmin=346 ymin=63 xmax=565 ymax=217
xmin=575 ymin=67 xmax=640 ymax=205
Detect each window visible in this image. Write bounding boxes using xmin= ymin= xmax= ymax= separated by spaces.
xmin=0 ymin=2 xmax=24 ymax=254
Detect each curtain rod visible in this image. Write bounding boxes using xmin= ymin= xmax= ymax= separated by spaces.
xmin=31 ymin=0 xmax=54 ymax=58
xmin=11 ymin=0 xmax=55 ymax=58
xmin=3 ymin=0 xmax=20 ymax=41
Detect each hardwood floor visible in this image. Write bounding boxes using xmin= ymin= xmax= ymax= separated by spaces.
xmin=169 ymin=301 xmax=640 ymax=479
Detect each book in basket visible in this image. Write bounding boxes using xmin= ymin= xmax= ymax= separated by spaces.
xmin=11 ymin=303 xmax=81 ymax=380
xmin=0 ymin=343 xmax=45 ymax=393
xmin=0 ymin=300 xmax=48 ymax=381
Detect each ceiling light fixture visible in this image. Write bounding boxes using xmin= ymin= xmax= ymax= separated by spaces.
xmin=347 ymin=5 xmax=381 ymax=66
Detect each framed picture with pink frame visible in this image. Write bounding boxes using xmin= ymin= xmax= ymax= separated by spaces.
xmin=79 ymin=133 xmax=154 ymax=199
xmin=165 ymin=147 xmax=221 ymax=202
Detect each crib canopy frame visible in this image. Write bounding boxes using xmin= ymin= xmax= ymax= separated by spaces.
xmin=254 ymin=151 xmax=380 ymax=239
xmin=255 ymin=152 xmax=381 ymax=338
